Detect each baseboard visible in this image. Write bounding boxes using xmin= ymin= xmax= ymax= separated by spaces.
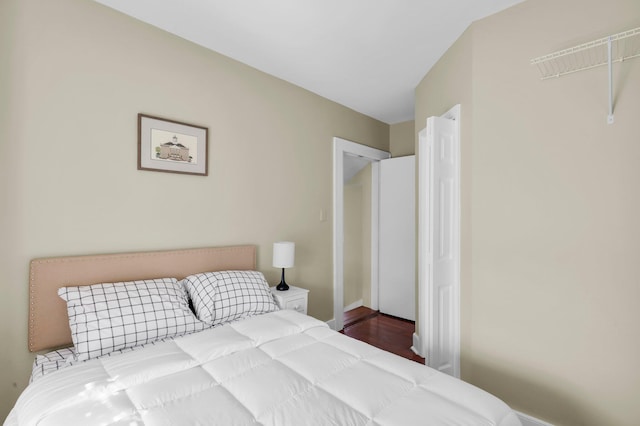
xmin=515 ymin=410 xmax=554 ymax=426
xmin=343 ymin=299 xmax=363 ymax=312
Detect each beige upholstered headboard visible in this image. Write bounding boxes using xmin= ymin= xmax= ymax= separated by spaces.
xmin=29 ymin=245 xmax=256 ymax=352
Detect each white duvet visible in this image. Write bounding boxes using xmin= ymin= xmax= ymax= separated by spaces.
xmin=6 ymin=310 xmax=521 ymax=425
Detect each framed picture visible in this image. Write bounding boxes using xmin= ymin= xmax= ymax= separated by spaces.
xmin=138 ymin=114 xmax=208 ymax=176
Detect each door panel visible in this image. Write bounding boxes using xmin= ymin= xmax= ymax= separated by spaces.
xmin=378 ymin=156 xmax=415 ymax=321
xmin=425 ymin=115 xmax=459 ymax=376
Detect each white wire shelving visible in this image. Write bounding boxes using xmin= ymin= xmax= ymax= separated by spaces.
xmin=530 ymin=27 xmax=640 ymax=124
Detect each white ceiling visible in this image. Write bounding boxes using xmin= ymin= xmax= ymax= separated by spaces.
xmin=94 ymin=0 xmax=523 ymax=124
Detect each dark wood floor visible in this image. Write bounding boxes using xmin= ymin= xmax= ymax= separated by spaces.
xmin=341 ymin=306 xmax=425 ymax=364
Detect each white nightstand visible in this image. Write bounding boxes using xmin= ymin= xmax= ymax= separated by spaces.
xmin=270 ymin=285 xmax=309 ymax=315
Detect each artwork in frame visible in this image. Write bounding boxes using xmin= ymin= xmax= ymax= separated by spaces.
xmin=138 ymin=114 xmax=208 ymax=176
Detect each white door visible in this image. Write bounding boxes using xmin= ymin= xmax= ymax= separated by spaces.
xmin=378 ymin=156 xmax=415 ymax=321
xmin=419 ymin=113 xmax=460 ymax=377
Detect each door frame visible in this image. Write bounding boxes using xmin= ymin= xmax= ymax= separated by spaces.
xmin=332 ymin=137 xmax=390 ymax=331
xmin=416 ymin=104 xmax=461 ymax=377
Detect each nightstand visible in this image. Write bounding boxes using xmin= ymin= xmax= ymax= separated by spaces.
xmin=270 ymin=285 xmax=309 ymax=315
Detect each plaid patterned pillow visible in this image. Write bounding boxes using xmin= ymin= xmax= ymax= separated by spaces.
xmin=31 ymin=348 xmax=74 ymax=383
xmin=58 ymin=278 xmax=207 ymax=361
xmin=182 ymin=270 xmax=279 ymax=326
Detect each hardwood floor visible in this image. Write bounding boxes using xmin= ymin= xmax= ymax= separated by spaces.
xmin=343 ymin=306 xmax=379 ymax=326
xmin=341 ymin=306 xmax=425 ymax=364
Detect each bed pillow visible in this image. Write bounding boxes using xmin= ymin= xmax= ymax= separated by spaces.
xmin=30 ymin=348 xmax=75 ymax=383
xmin=58 ymin=278 xmax=207 ymax=361
xmin=182 ymin=270 xmax=279 ymax=326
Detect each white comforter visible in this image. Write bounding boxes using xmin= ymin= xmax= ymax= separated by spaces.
xmin=6 ymin=310 xmax=521 ymax=425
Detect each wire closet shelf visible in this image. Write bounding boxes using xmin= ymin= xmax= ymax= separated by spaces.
xmin=531 ymin=26 xmax=640 ymax=124
xmin=531 ymin=27 xmax=640 ymax=80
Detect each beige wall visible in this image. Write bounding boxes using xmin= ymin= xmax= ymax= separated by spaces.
xmin=344 ymin=164 xmax=373 ymax=309
xmin=0 ymin=0 xmax=389 ymax=419
xmin=344 ymin=180 xmax=364 ymax=307
xmin=416 ymin=0 xmax=640 ymax=424
xmin=390 ymin=120 xmax=416 ymax=156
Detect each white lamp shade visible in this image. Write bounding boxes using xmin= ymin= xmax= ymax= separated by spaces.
xmin=273 ymin=242 xmax=295 ymax=268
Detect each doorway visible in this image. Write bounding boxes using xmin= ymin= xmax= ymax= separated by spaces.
xmin=333 ymin=105 xmax=460 ymax=376
xmin=343 ymin=156 xmax=374 ymax=314
xmin=332 ymin=137 xmax=390 ymax=332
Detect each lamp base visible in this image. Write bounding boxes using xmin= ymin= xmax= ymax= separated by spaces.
xmin=276 ymin=268 xmax=289 ymax=291
xmin=276 ymin=281 xmax=289 ymax=291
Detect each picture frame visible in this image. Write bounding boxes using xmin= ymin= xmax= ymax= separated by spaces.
xmin=138 ymin=114 xmax=208 ymax=176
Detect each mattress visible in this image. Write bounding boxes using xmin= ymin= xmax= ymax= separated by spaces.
xmin=6 ymin=310 xmax=521 ymax=425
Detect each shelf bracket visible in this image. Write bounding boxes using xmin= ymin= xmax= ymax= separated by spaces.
xmin=608 ymin=36 xmax=614 ymax=124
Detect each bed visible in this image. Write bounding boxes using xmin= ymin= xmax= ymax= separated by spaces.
xmin=6 ymin=245 xmax=521 ymax=425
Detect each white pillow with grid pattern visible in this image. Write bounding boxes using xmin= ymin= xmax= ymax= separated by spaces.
xmin=58 ymin=278 xmax=207 ymax=362
xmin=181 ymin=270 xmax=279 ymax=326
xmin=30 ymin=348 xmax=74 ymax=383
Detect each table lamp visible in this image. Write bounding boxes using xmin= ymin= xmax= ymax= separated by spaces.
xmin=273 ymin=241 xmax=295 ymax=291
